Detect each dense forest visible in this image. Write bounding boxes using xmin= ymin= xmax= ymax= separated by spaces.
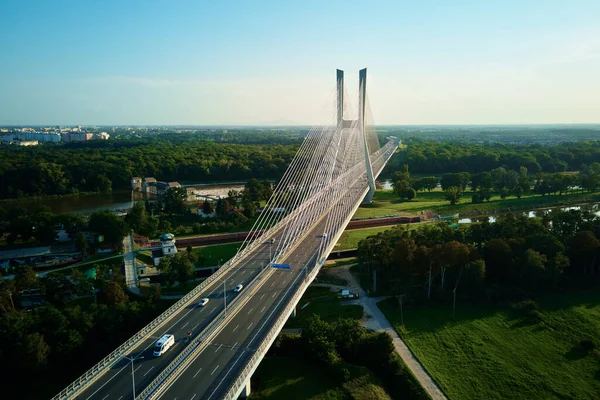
xmin=385 ymin=139 xmax=600 ymax=175
xmin=0 ymin=135 xmax=298 ymax=198
xmin=5 ymin=134 xmax=600 ymax=199
xmin=0 ymin=265 xmax=169 ymax=399
xmin=357 ymin=209 xmax=600 ymax=309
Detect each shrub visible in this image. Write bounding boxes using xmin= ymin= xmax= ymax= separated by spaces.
xmin=580 ymin=338 xmax=596 ymax=353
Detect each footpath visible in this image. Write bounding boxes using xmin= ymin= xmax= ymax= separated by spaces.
xmin=324 ymin=265 xmax=447 ymax=400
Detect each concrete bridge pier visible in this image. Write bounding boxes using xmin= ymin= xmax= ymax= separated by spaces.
xmin=290 ymin=306 xmax=297 ymax=318
xmin=240 ymin=377 xmax=252 ymax=399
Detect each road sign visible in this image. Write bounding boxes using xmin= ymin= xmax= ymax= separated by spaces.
xmin=272 ymin=263 xmax=291 ymax=270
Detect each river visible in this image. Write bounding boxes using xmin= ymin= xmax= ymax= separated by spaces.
xmin=6 ymin=180 xmax=393 ymax=215
xmin=7 ymin=182 xmax=247 ymax=215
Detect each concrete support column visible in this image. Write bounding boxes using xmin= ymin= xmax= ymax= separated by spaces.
xmin=240 ymin=378 xmax=251 ymax=398
xmin=291 ymin=307 xmax=297 ymax=318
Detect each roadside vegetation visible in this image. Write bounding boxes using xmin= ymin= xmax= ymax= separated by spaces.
xmin=352 ymin=204 xmax=600 ymax=399
xmin=0 ymin=265 xmax=173 ymax=400
xmin=255 ymin=317 xmax=429 ymax=400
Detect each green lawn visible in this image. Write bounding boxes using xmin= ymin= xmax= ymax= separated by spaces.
xmin=251 ymin=356 xmax=391 ymax=400
xmin=334 ymin=226 xmax=395 ymax=250
xmin=352 ymin=189 xmax=600 ymax=219
xmin=285 ymin=287 xmax=363 ymax=329
xmin=192 ymin=242 xmax=241 ymax=266
xmin=378 ymin=291 xmax=600 ymax=400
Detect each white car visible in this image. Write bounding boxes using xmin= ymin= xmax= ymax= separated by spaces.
xmin=198 ymin=298 xmax=209 ymax=307
xmin=234 ymin=284 xmax=244 ymax=293
xmin=319 ymin=233 xmax=328 ymax=239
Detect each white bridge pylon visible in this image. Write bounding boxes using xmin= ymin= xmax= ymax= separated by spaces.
xmin=235 ymin=68 xmax=386 ymax=267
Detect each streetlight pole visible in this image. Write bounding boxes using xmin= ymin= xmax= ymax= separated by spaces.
xmin=124 ymin=354 xmax=144 ymax=399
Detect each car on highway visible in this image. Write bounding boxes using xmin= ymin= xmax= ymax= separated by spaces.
xmin=319 ymin=233 xmax=328 ymax=239
xmin=198 ymin=298 xmax=209 ymax=307
xmin=233 ymin=284 xmax=244 ymax=293
xmin=153 ymin=334 xmax=175 ymax=357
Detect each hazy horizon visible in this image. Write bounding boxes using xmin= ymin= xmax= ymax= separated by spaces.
xmin=2 ymin=0 xmax=599 ymax=126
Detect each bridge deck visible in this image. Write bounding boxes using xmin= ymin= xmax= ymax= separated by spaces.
xmin=67 ymin=140 xmax=396 ymax=400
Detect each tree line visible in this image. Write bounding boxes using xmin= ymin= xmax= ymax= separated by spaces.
xmin=268 ymin=316 xmax=428 ymax=399
xmin=385 ymin=138 xmax=600 ymax=175
xmin=393 ymin=162 xmax=600 ymax=204
xmin=0 ymin=138 xmax=297 ymax=198
xmin=357 ymin=209 xmax=600 ymax=314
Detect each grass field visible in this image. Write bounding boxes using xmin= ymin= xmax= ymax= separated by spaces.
xmin=285 ymin=286 xmax=363 ymax=329
xmin=352 ymin=189 xmax=600 ymax=219
xmin=192 ymin=242 xmax=240 ymax=266
xmin=378 ymin=290 xmax=600 ymax=400
xmin=334 ymin=226 xmax=395 ymax=250
xmin=251 ymin=356 xmax=391 ymax=400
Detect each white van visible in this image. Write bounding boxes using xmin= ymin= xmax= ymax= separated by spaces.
xmin=153 ymin=334 xmax=175 ymax=357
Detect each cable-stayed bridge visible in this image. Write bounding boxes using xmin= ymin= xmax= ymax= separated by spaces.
xmin=53 ymin=69 xmax=400 ymax=400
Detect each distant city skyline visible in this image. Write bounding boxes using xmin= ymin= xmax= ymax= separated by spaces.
xmin=1 ymin=0 xmax=599 ymax=126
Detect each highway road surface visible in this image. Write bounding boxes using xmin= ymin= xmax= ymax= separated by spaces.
xmin=74 ymin=143 xmax=394 ymax=400
xmin=155 ymin=165 xmax=373 ymax=400
xmin=78 ymin=233 xmax=283 ymax=400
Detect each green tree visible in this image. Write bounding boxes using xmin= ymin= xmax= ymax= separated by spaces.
xmin=215 ymin=198 xmax=232 ymax=217
xmin=22 ymin=332 xmax=50 ymax=369
xmin=202 ymin=201 xmax=215 ymax=215
xmin=162 ymin=187 xmax=187 ymax=215
xmin=14 ymin=266 xmax=38 ymax=291
xmin=102 ymin=280 xmax=129 ymax=306
xmin=88 ymin=210 xmax=128 ymax=246
xmin=444 ymin=186 xmax=463 ymax=205
xmin=170 ymin=252 xmax=196 ymax=284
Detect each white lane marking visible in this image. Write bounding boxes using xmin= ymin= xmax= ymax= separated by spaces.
xmin=215 ymin=344 xmax=222 ymax=353
xmin=272 ymin=292 xmax=277 ymax=298
xmin=211 ymin=365 xmax=220 ymax=375
xmin=102 ymin=396 xmax=109 ymax=400
xmin=134 ymin=365 xmax=142 ymax=373
xmin=260 ymin=293 xmax=266 ymax=300
xmin=247 ymin=308 xmax=254 ymax=314
xmin=271 ymin=281 xmax=275 ymax=286
xmin=192 ymin=323 xmax=199 ymax=330
xmin=210 ymin=307 xmax=216 ymax=313
xmin=282 ymin=279 xmax=287 ymax=285
xmin=118 ymin=397 xmax=123 ymax=400
xmin=206 ymin=351 xmax=246 ymax=400
xmin=181 ymin=322 xmax=189 ymax=329
xmin=190 ymin=395 xmax=197 ymax=400
xmin=232 ymin=341 xmax=238 ymax=350
xmin=233 ymin=324 xmax=239 ymax=332
xmin=143 ymin=366 xmax=154 ymax=376
xmin=261 ymin=306 xmax=266 ymax=313
xmin=193 ymin=367 xmax=203 ymax=378
xmin=247 ymin=322 xmax=253 ymax=330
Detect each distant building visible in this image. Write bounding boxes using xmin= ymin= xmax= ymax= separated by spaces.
xmin=142 ymin=177 xmax=157 ymax=195
xmin=131 ymin=177 xmax=142 ymax=191
xmin=15 ymin=140 xmax=39 ymax=146
xmin=152 ymin=233 xmax=178 ymax=266
xmin=156 ymin=181 xmax=181 ymax=195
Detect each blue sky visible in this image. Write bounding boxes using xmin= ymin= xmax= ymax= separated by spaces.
xmin=1 ymin=0 xmax=599 ymax=125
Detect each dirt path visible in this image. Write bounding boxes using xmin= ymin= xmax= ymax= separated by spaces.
xmin=325 ymin=265 xmax=447 ymax=400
